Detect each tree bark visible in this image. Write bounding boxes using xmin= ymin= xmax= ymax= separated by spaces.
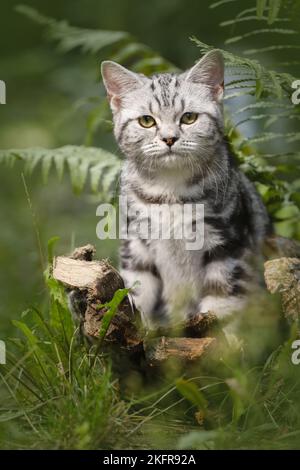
xmin=264 ymin=257 xmax=300 ymax=322
xmin=144 ymin=336 xmax=216 ymax=366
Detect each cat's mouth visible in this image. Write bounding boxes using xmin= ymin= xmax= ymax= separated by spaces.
xmin=158 ymin=148 xmax=191 ymax=160
xmin=159 ymin=150 xmax=179 ymax=160
xmin=155 ymin=150 xmax=192 ymax=168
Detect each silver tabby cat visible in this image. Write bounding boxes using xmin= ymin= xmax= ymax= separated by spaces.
xmin=101 ymin=50 xmax=271 ymax=328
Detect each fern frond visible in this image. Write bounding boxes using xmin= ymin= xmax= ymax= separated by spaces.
xmin=268 ymin=0 xmax=282 ymax=24
xmin=262 ymin=152 xmax=300 ymax=160
xmin=257 ymin=0 xmax=268 ymax=18
xmin=220 ymin=16 xmax=290 ymax=27
xmin=225 ymin=28 xmax=298 ymax=45
xmin=191 ymin=37 xmax=297 ymax=97
xmin=218 ymin=0 xmax=285 ymax=24
xmin=16 ymin=5 xmax=128 ymax=54
xmin=234 ymin=102 xmax=293 ymax=114
xmin=235 ymin=112 xmax=300 ymax=128
xmin=210 ymin=0 xmax=238 ymax=8
xmin=244 ymin=45 xmax=300 ymax=55
xmin=240 ymin=132 xmax=300 ymax=147
xmin=0 ymin=146 xmax=121 ymax=196
xmin=16 ymin=5 xmax=176 ymax=75
xmin=224 ymin=90 xmax=256 ymax=101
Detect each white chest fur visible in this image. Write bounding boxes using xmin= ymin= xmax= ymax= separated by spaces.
xmin=125 ymin=191 xmax=223 ymax=314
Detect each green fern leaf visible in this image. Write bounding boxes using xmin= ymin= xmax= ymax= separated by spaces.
xmin=257 ymin=0 xmax=267 ymax=18
xmin=268 ymin=0 xmax=282 ymax=24
xmin=225 ymin=28 xmax=298 ymax=45
xmin=244 ymin=45 xmax=300 ymax=55
xmin=0 ymin=146 xmax=121 ymax=197
xmin=220 ymin=15 xmax=290 ymax=27
xmin=41 ymin=153 xmax=54 ymax=184
xmin=16 ymin=5 xmax=129 ymax=54
xmin=210 ymin=0 xmax=238 ymax=8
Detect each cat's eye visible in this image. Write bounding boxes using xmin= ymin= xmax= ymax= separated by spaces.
xmin=180 ymin=112 xmax=198 ymax=125
xmin=138 ymin=115 xmax=156 ymax=128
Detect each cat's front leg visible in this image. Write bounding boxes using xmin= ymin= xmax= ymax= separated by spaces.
xmin=199 ymin=258 xmax=252 ymax=348
xmin=199 ymin=258 xmax=251 ymax=320
xmin=121 ymin=268 xmax=164 ymax=328
xmin=120 ymin=239 xmax=166 ymax=327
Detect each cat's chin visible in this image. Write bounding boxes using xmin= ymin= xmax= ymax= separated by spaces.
xmin=156 ymin=151 xmax=194 ymax=169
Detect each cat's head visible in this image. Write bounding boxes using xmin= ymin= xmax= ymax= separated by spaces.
xmin=101 ymin=50 xmax=224 ymax=174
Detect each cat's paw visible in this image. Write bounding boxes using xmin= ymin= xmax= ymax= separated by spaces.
xmin=198 ymin=295 xmax=245 ymax=350
xmin=199 ymin=295 xmax=246 ymax=322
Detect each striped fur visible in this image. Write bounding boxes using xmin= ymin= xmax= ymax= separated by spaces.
xmin=101 ymin=51 xmax=272 ymax=327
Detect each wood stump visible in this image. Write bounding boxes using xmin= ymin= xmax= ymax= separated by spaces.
xmin=52 ymin=245 xmax=219 ymax=365
xmin=52 ymin=235 xmax=300 ymax=366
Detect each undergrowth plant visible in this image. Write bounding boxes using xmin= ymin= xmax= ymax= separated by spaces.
xmin=1 ymin=248 xmax=299 ymax=449
xmin=0 ymin=240 xmax=136 ymax=449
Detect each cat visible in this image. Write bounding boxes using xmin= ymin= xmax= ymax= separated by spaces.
xmin=101 ymin=50 xmax=272 ymax=328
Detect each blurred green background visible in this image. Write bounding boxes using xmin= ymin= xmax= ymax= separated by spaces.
xmin=0 ymin=0 xmax=299 ymax=336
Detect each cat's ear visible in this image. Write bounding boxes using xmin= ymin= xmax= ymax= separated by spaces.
xmin=101 ymin=61 xmax=144 ymax=111
xmin=185 ymin=50 xmax=224 ymax=101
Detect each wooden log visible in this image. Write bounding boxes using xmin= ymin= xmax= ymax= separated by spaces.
xmin=144 ymin=336 xmax=216 ymax=366
xmin=53 ymin=248 xmax=143 ymax=350
xmin=53 ymin=256 xmax=125 ymax=302
xmin=264 ymin=257 xmax=300 ymax=322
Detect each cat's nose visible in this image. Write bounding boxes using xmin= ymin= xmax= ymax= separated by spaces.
xmin=162 ymin=136 xmax=178 ymax=147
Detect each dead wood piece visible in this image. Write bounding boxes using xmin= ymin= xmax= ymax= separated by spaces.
xmin=84 ymin=299 xmax=144 ymax=350
xmin=71 ymin=244 xmax=96 ymax=261
xmin=53 ymin=251 xmax=142 ymax=350
xmin=53 ymin=256 xmax=124 ymax=302
xmin=264 ymin=257 xmax=300 ymax=321
xmin=144 ymin=336 xmax=216 ymax=365
xmin=185 ymin=312 xmax=219 ymax=337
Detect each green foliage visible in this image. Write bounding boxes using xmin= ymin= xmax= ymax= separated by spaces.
xmin=0 ymin=255 xmax=134 ymax=449
xmin=16 ymin=5 xmax=129 ymax=54
xmin=97 ymin=287 xmax=131 ymax=344
xmin=1 ymin=260 xmax=299 ymax=449
xmin=0 ymin=146 xmax=121 ymax=197
xmin=176 ymin=379 xmax=208 ymax=411
xmin=16 ymin=5 xmax=176 ymax=74
xmin=176 ymin=332 xmax=300 ymax=450
xmin=191 ymin=37 xmax=297 ymax=98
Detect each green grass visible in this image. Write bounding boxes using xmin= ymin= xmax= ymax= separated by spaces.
xmin=0 ymin=248 xmax=299 ymax=450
